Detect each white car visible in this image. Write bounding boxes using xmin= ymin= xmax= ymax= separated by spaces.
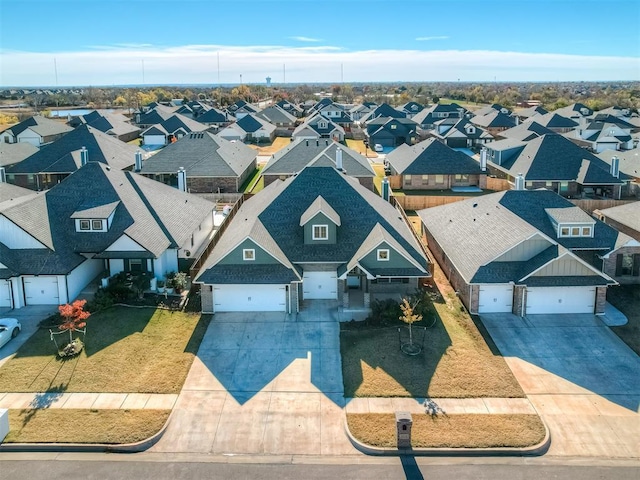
xmin=374 ymin=144 xmax=384 ymax=152
xmin=0 ymin=318 xmax=21 ymax=348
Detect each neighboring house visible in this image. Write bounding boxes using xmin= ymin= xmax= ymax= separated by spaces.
xmin=255 ymin=105 xmax=297 ymax=128
xmin=469 ymin=111 xmax=517 ymax=135
xmin=485 ymin=133 xmax=626 ymax=199
xmin=360 ymin=103 xmax=406 ymax=124
xmin=2 ymin=115 xmax=73 ymax=147
xmin=431 ymin=117 xmax=494 ymax=148
xmin=397 ymin=102 xmax=425 ymax=119
xmin=139 ymin=131 xmax=257 ymax=193
xmin=0 ymin=142 xmax=39 ymax=168
xmin=411 ymin=103 xmax=468 ymax=131
xmin=365 ymin=117 xmax=418 ymax=147
xmin=317 ymin=103 xmax=353 ymax=127
xmin=276 ymin=100 xmax=304 ymax=117
xmin=141 ymin=114 xmax=208 ymax=146
xmin=496 ymin=121 xmax=556 ymax=142
xmin=349 ymin=103 xmax=376 ymax=122
xmin=218 ymin=114 xmax=276 ymax=143
xmin=473 ymin=104 xmax=512 ymax=117
xmin=5 ymin=124 xmax=138 ymax=190
xmin=553 ymin=103 xmax=594 ymax=121
xmin=307 ymin=98 xmax=334 ymax=116
xmin=565 ymin=121 xmax=634 ymax=153
xmin=521 ymin=112 xmax=579 ymax=133
xmin=196 ymin=107 xmax=231 ymax=130
xmin=194 ymin=166 xmax=430 ymax=313
xmin=596 ymin=148 xmax=640 ymax=196
xmin=69 ymin=111 xmax=141 ymax=143
xmin=515 ymin=105 xmax=548 ymax=121
xmin=292 ymin=114 xmax=345 ymax=141
xmin=133 ymin=104 xmax=178 ymax=128
xmin=385 ymin=138 xmax=486 ymax=190
xmin=0 ymin=161 xmax=217 ymax=309
xmin=226 ymin=100 xmax=259 ymax=119
xmin=418 ymin=189 xmax=638 ymax=315
xmin=261 ymin=138 xmax=375 ymax=190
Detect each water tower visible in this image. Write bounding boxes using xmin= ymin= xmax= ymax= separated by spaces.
xmin=266 ymin=76 xmax=272 ymax=87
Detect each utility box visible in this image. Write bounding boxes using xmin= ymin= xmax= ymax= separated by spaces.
xmin=395 ymin=411 xmax=412 ymax=449
xmin=0 ymin=409 xmax=9 ymax=443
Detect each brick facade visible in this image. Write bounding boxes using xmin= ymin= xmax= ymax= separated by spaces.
xmin=289 ymin=281 xmax=300 ymax=313
xmin=512 ymin=285 xmax=526 ymax=316
xmin=201 ymin=285 xmax=214 ymax=313
xmin=595 ymin=286 xmax=607 ymax=314
xmin=602 ymin=246 xmax=640 ymax=285
xmin=187 ymin=176 xmax=238 ymax=193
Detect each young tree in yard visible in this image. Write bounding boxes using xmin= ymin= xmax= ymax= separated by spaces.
xmin=399 ymin=298 xmax=422 ymax=354
xmin=58 ymin=299 xmax=91 ymax=346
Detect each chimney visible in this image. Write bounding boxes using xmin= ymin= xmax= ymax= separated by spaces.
xmin=480 ymin=147 xmax=487 ymax=171
xmin=134 ymin=150 xmax=143 ymax=172
xmin=336 ymin=147 xmax=343 ymax=171
xmin=381 ymin=176 xmax=390 ymax=202
xmin=0 ymin=167 xmax=6 ymax=183
xmin=177 ymin=167 xmax=187 ymax=192
xmin=610 ymin=156 xmax=620 ymax=178
xmin=514 ymin=116 xmax=519 ymax=126
xmin=514 ymin=173 xmax=525 ymax=191
xmin=80 ymin=146 xmax=88 ymax=166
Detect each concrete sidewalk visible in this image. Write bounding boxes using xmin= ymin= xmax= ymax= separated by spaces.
xmin=0 ymin=392 xmax=177 ymax=410
xmin=345 ymin=397 xmax=537 ymax=415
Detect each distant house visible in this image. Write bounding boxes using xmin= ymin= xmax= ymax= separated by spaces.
xmin=316 ymin=103 xmax=353 ymax=127
xmin=431 ymin=117 xmax=494 ymax=149
xmin=473 ymin=104 xmax=512 ymax=117
xmin=397 ymin=102 xmax=425 ymax=119
xmin=139 ymin=131 xmax=257 ymax=193
xmin=226 ymin=100 xmax=259 ymax=119
xmin=0 ymin=162 xmax=217 ymax=309
xmin=255 ymin=105 xmax=297 ymax=128
xmin=69 ymin=110 xmax=141 ymax=143
xmin=565 ymin=120 xmax=634 ymax=153
xmin=276 ymin=100 xmax=304 ymax=118
xmin=411 ymin=103 xmax=467 ymax=132
xmin=496 ymin=121 xmax=556 ymax=142
xmin=349 ymin=103 xmax=376 ymax=122
xmin=515 ymin=105 xmax=548 ymax=121
xmin=218 ymin=114 xmax=276 ymax=143
xmin=385 ymin=138 xmax=486 ymax=190
xmin=196 ymin=107 xmax=231 ymax=130
xmin=523 ymin=112 xmax=579 ymax=133
xmin=365 ymin=117 xmax=418 ymax=148
xmin=141 ymin=114 xmax=208 ymax=146
xmin=2 ymin=115 xmax=73 ymax=147
xmin=292 ymin=115 xmax=345 ymax=142
xmin=553 ymin=103 xmax=594 ymax=121
xmin=0 ymin=142 xmax=38 ymax=168
xmin=134 ymin=104 xmax=179 ymax=128
xmin=360 ymin=103 xmax=406 ymax=124
xmin=5 ymin=124 xmax=138 ymax=190
xmin=470 ymin=111 xmax=517 ymax=135
xmin=261 ymin=138 xmax=375 ymax=190
xmin=418 ymin=189 xmax=633 ymax=314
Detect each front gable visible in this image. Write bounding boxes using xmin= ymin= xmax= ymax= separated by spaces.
xmin=303 ymin=212 xmax=338 ymax=245
xmin=493 ymin=234 xmax=553 ymax=262
xmin=105 ymin=234 xmax=147 ymax=252
xmin=218 ymin=238 xmax=281 ymax=265
xmin=359 ymin=240 xmax=418 ymax=271
xmin=528 ymin=254 xmax=599 ymax=278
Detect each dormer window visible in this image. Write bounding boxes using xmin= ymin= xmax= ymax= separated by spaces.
xmin=79 ymin=220 xmax=90 ymax=231
xmin=312 ymin=225 xmax=328 ymax=240
xmin=243 ymin=249 xmax=255 ymax=261
xmin=76 ymin=218 xmax=106 ymax=232
xmin=390 ymin=124 xmax=397 ymax=129
xmin=560 ymin=227 xmax=570 ymax=237
xmin=377 ymin=249 xmax=390 ymax=261
xmin=92 ymin=220 xmax=103 ymax=230
xmin=582 ymin=227 xmax=592 ymax=236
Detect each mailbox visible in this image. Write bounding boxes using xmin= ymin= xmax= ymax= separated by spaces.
xmin=395 ymin=411 xmax=412 ymax=448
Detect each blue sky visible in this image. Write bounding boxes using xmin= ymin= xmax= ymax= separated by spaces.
xmin=1 ymin=0 xmax=639 ymax=86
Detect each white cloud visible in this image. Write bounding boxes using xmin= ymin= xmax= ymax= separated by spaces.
xmin=1 ymin=44 xmax=638 ymax=86
xmin=415 ymin=36 xmax=449 ymax=41
xmin=289 ymin=36 xmax=323 ymax=42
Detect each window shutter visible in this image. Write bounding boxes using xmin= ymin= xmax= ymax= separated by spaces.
xmin=615 ymin=254 xmax=623 ymax=276
xmin=633 ymin=254 xmax=640 ymax=277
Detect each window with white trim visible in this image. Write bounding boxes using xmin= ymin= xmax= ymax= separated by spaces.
xmin=79 ymin=220 xmax=91 ymax=231
xmin=243 ymin=249 xmax=255 ymax=261
xmin=92 ymin=220 xmax=103 ymax=230
xmin=312 ymin=225 xmax=329 ymax=240
xmin=582 ymin=227 xmax=591 ymax=236
xmin=377 ymin=249 xmax=390 ymax=261
xmin=560 ymin=227 xmax=570 ymax=237
xmin=76 ymin=218 xmax=106 ymax=232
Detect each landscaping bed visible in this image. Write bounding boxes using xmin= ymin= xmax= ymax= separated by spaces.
xmin=347 ymin=413 xmax=545 ymax=449
xmin=0 ymin=307 xmax=209 ymax=394
xmin=5 ymin=409 xmax=170 ymax=444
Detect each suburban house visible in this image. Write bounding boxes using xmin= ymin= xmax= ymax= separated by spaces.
xmin=397 ymin=101 xmax=425 ymax=119
xmin=141 ymin=114 xmax=208 ymax=146
xmin=261 ymin=138 xmax=375 ymax=190
xmin=360 ymin=103 xmax=407 ymax=124
xmin=431 ymin=117 xmax=494 ymax=149
xmin=138 ymin=131 xmax=257 ymax=193
xmin=133 ymin=104 xmax=179 ymax=128
xmin=194 ymin=166 xmax=430 ymax=313
xmin=565 ymin=120 xmax=634 ymax=153
xmin=5 ymin=124 xmax=138 ymax=190
xmin=276 ymin=100 xmax=304 ymax=118
xmin=469 ymin=111 xmax=517 ymax=136
xmin=596 ymin=148 xmax=640 ymax=196
xmin=218 ymin=114 xmax=277 ymax=143
xmin=553 ymin=103 xmax=594 ymax=121
xmin=226 ymin=100 xmax=259 ymax=119
xmin=0 ymin=161 xmax=217 ymax=309
xmin=485 ymin=133 xmax=626 ymax=198
xmin=292 ymin=115 xmax=345 ymax=142
xmin=365 ymin=117 xmax=418 ymax=148
xmin=411 ymin=103 xmax=468 ymax=132
xmin=385 ymin=138 xmax=487 ymax=190
xmin=2 ymin=115 xmax=73 ymax=147
xmin=0 ymin=142 xmax=38 ymax=168
xmin=316 ymin=103 xmax=353 ymax=127
xmin=195 ymin=107 xmax=231 ymax=130
xmin=349 ymin=103 xmax=376 ymax=122
xmin=473 ymin=104 xmax=512 ymax=117
xmin=515 ymin=105 xmax=548 ymax=121
xmin=255 ymin=105 xmax=297 ymax=129
xmin=496 ymin=121 xmax=556 ymax=142
xmin=307 ymin=98 xmax=334 ymax=116
xmin=69 ymin=110 xmax=141 ymax=143
xmin=418 ymin=188 xmax=637 ymax=315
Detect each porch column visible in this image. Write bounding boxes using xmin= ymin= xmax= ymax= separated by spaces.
xmin=339 ymin=279 xmax=349 ymax=308
xmin=364 ymin=278 xmax=371 ymax=308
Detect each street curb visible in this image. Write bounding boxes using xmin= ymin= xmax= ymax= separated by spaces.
xmin=0 ymin=409 xmax=173 ymax=453
xmin=344 ymin=414 xmax=551 ymax=457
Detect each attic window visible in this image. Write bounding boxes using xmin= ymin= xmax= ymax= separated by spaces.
xmin=92 ymin=220 xmax=103 ymax=230
xmin=243 ymin=249 xmax=255 ymax=261
xmin=79 ymin=220 xmax=90 ymax=231
xmin=76 ymin=219 xmax=106 ymax=232
xmin=312 ymin=225 xmax=329 ymax=240
xmin=377 ymin=249 xmax=390 ymax=261
xmin=390 ymin=124 xmax=397 ymax=129
xmin=318 ymin=122 xmax=327 ymax=129
xmin=582 ymin=227 xmax=592 ymax=236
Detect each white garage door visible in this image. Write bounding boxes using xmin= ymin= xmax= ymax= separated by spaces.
xmin=526 ymin=286 xmax=596 ymax=315
xmin=478 ymin=284 xmax=513 ymax=313
xmin=213 ymin=284 xmax=286 ymax=312
xmin=0 ymin=280 xmax=12 ymax=308
xmin=23 ymin=276 xmax=60 ymax=305
xmin=303 ymin=271 xmax=337 ymax=300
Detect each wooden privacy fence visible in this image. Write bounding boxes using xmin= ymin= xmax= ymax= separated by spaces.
xmin=393 ymin=195 xmax=473 ymax=210
xmin=569 ymin=199 xmax=635 ymax=214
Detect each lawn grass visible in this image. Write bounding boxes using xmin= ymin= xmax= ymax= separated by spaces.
xmin=345 ymin=139 xmax=378 ymax=158
xmin=341 ymin=262 xmax=524 ymax=398
xmin=347 ymin=413 xmax=545 ymax=449
xmin=607 ymin=285 xmax=640 ymax=356
xmin=0 ymin=307 xmax=209 ymax=394
xmin=372 ymin=163 xmax=385 ymax=194
xmin=240 ymin=165 xmax=263 ymax=193
xmin=250 ymin=175 xmax=265 ymax=194
xmin=256 ymin=136 xmax=291 ymax=156
xmin=5 ymin=409 xmax=170 ymax=444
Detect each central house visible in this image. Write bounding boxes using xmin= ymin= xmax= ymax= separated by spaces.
xmin=195 ymin=166 xmax=430 ymax=314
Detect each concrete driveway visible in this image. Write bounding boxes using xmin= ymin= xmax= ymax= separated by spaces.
xmin=152 ymin=302 xmax=358 ymax=455
xmin=0 ymin=306 xmax=58 ymax=368
xmin=481 ymin=313 xmax=640 ymax=458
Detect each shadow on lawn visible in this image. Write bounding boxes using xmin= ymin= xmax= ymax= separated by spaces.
xmin=82 ymin=307 xmax=156 ymax=357
xmin=21 ymin=382 xmax=69 ymax=427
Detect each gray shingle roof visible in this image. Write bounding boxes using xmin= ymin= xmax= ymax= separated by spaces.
xmin=139 ymin=131 xmax=256 ymax=177
xmin=5 ymin=115 xmax=73 ymax=138
xmin=386 ymin=138 xmax=482 ymax=175
xmin=597 ymin=201 xmax=640 ymax=234
xmin=255 ymin=105 xmax=297 ymax=125
xmin=300 ymin=195 xmax=341 ymax=226
xmin=470 ymin=111 xmax=516 ymax=129
xmin=0 ymin=182 xmax=35 ymax=204
xmin=497 ymin=121 xmax=555 ymax=141
xmin=0 ymin=142 xmax=39 ymax=167
xmin=545 ymin=206 xmax=595 ymax=224
xmin=596 ymin=148 xmax=640 ymax=178
xmin=526 ymin=112 xmax=579 ymax=129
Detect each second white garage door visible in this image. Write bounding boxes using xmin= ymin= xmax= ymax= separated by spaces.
xmin=303 ymin=271 xmax=337 ymax=300
xmin=478 ymin=284 xmax=513 ymax=313
xmin=23 ymin=276 xmax=60 ymax=305
xmin=526 ymin=286 xmax=596 ymax=315
xmin=213 ymin=284 xmax=286 ymax=312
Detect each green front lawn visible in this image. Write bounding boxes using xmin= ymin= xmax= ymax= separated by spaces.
xmin=0 ymin=307 xmax=209 ymax=394
xmin=607 ymin=285 xmax=640 ymax=356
